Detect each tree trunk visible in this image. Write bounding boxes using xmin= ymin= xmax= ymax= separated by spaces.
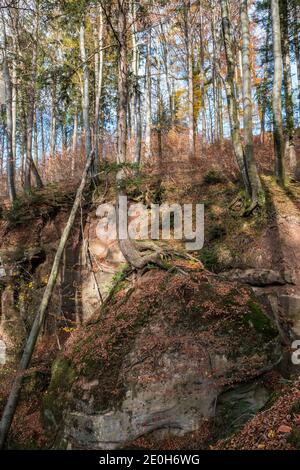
xmin=24 ymin=7 xmax=43 ymax=191
xmin=116 ymin=8 xmax=128 ymax=170
xmin=271 ymin=0 xmax=285 ymax=185
xmin=11 ymin=57 xmax=17 ymax=167
xmin=221 ymin=0 xmax=250 ymax=194
xmin=131 ymin=0 xmax=142 ymax=167
xmin=184 ymin=0 xmax=195 ymax=159
xmin=80 ymin=22 xmax=92 ymax=169
xmin=72 ymin=110 xmax=78 ymax=176
xmin=292 ymin=0 xmax=300 ymax=117
xmin=159 ymin=22 xmax=173 ymax=124
xmin=50 ymin=79 xmax=57 ymax=158
xmin=33 ymin=108 xmax=38 ymax=165
xmin=199 ymin=9 xmax=207 ymax=147
xmin=211 ymin=10 xmax=218 ymax=142
xmin=144 ymin=29 xmax=152 ymax=159
xmin=40 ymin=112 xmax=45 ymax=168
xmin=240 ymin=0 xmax=264 ymax=206
xmin=260 ymin=12 xmax=271 ymax=143
xmin=2 ymin=54 xmax=17 ymax=203
xmin=94 ymin=4 xmax=104 ymax=167
xmin=156 ymin=56 xmax=163 ymax=163
xmin=217 ymin=77 xmax=224 ymax=140
xmin=280 ymin=0 xmax=299 ymax=179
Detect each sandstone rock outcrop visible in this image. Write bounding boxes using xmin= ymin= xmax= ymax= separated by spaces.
xmin=43 ymin=266 xmax=281 ymax=449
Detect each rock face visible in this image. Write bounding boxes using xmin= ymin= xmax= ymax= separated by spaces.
xmin=43 ymin=266 xmax=281 ymax=450
xmin=221 ymin=269 xmax=288 ymax=287
xmin=279 ymin=295 xmax=300 ymax=337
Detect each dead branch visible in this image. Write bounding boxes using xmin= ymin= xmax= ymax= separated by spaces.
xmin=0 ymin=150 xmax=95 ymax=449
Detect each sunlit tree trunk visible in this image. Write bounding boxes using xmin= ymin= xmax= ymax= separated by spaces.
xmin=11 ymin=55 xmax=17 ymax=166
xmin=131 ymin=0 xmax=142 ymax=166
xmin=292 ymin=0 xmax=300 ymax=117
xmin=2 ymin=53 xmax=17 ymax=203
xmin=211 ymin=9 xmax=218 ymax=142
xmin=94 ymin=4 xmax=104 ymax=167
xmin=240 ymin=0 xmax=264 ymax=207
xmin=221 ymin=0 xmax=250 ymax=194
xmin=40 ymin=113 xmax=45 ymax=169
xmin=24 ymin=5 xmax=43 ymax=191
xmin=156 ymin=56 xmax=163 ymax=163
xmin=116 ymin=5 xmax=128 ymax=169
xmin=80 ymin=21 xmax=92 ymax=169
xmin=280 ymin=0 xmax=299 ymax=179
xmin=184 ymin=0 xmax=195 ymax=159
xmin=33 ymin=108 xmax=38 ymax=165
xmin=199 ymin=8 xmax=207 ymax=147
xmin=260 ymin=12 xmax=271 ymax=144
xmin=144 ymin=29 xmax=152 ymax=159
xmin=271 ymin=0 xmax=285 ymax=185
xmin=159 ymin=22 xmax=173 ymax=124
xmin=217 ymin=77 xmax=224 ymax=141
xmin=50 ymin=79 xmax=57 ymax=158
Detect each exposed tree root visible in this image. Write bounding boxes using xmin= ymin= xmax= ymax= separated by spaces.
xmin=242 ymin=200 xmax=260 ymax=217
xmin=119 ymin=239 xmax=164 ymax=270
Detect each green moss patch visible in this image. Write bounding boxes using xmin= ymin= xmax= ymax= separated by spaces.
xmin=42 ymin=357 xmax=76 ymax=428
xmin=244 ymin=300 xmax=278 ymax=340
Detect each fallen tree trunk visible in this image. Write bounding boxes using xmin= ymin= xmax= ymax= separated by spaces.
xmin=0 ymin=150 xmax=94 ymax=449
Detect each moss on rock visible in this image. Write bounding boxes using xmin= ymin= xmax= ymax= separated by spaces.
xmin=42 ymin=356 xmax=76 ymax=428
xmin=244 ymin=300 xmax=278 ymax=340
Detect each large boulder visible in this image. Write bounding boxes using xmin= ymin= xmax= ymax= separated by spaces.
xmin=43 ymin=264 xmax=282 ymax=449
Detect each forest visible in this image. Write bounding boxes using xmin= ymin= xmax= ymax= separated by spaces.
xmin=0 ymin=0 xmax=300 ymax=458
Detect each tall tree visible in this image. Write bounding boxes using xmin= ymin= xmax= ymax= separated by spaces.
xmin=280 ymin=0 xmax=299 ymax=179
xmin=2 ymin=50 xmax=17 ymax=203
xmin=220 ymin=0 xmax=250 ymax=195
xmin=292 ymin=0 xmax=300 ymax=118
xmin=240 ymin=0 xmax=264 ymax=207
xmin=80 ymin=20 xmax=92 ymax=167
xmin=144 ymin=28 xmax=152 ymax=159
xmin=271 ymin=0 xmax=285 ymax=185
xmin=93 ymin=4 xmax=104 ymax=166
xmin=184 ymin=0 xmax=195 ymax=159
xmin=24 ymin=2 xmax=43 ymax=190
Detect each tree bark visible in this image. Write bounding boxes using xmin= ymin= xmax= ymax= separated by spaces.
xmin=292 ymin=0 xmax=300 ymax=117
xmin=50 ymin=78 xmax=57 ymax=158
xmin=184 ymin=0 xmax=195 ymax=159
xmin=260 ymin=12 xmax=271 ymax=143
xmin=240 ymin=0 xmax=264 ymax=206
xmin=80 ymin=22 xmax=92 ymax=169
xmin=33 ymin=108 xmax=38 ymax=165
xmin=2 ymin=54 xmax=17 ymax=203
xmin=72 ymin=110 xmax=78 ymax=176
xmin=24 ymin=5 xmax=43 ymax=191
xmin=156 ymin=56 xmax=163 ymax=163
xmin=199 ymin=8 xmax=207 ymax=147
xmin=221 ymin=0 xmax=250 ymax=195
xmin=271 ymin=0 xmax=285 ymax=185
xmin=41 ymin=112 xmax=45 ymax=169
xmin=159 ymin=22 xmax=174 ymax=124
xmin=131 ymin=0 xmax=142 ymax=167
xmin=144 ymin=29 xmax=152 ymax=159
xmin=280 ymin=0 xmax=299 ymax=179
xmin=94 ymin=4 xmax=104 ymax=167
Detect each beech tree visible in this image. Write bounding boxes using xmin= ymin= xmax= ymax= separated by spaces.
xmin=240 ymin=0 xmax=264 ymax=208
xmin=271 ymin=0 xmax=285 ymax=186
